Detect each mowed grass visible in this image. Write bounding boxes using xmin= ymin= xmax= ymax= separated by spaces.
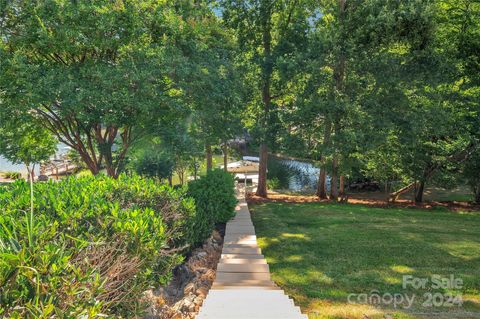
xmin=250 ymin=202 xmax=480 ymax=319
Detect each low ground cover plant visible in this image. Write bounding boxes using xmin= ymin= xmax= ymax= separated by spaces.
xmin=0 ymin=172 xmax=235 ymax=318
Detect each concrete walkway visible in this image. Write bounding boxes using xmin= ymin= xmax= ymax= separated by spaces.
xmin=197 ymin=197 xmax=308 ymax=319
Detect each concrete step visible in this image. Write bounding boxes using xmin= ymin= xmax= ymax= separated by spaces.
xmin=197 ymin=196 xmax=308 ymax=319
xmin=223 ymin=243 xmax=259 ymax=248
xmin=224 ymin=234 xmax=257 ymax=242
xmin=230 ymin=218 xmax=252 ymax=223
xmin=197 ymin=289 xmax=306 ymax=318
xmin=234 ymin=210 xmax=250 ymax=215
xmin=223 ymin=239 xmax=258 ymax=246
xmin=225 ymin=229 xmax=256 ymax=235
xmin=208 ymin=288 xmax=289 ymax=295
xmin=217 ymin=263 xmax=270 ymax=273
xmin=222 ymin=246 xmax=262 ymax=255
xmin=215 ymin=272 xmax=271 ymax=282
xmin=212 ymin=280 xmax=278 ymax=289
xmin=202 ymin=290 xmax=295 ymax=307
xmin=227 ymin=220 xmax=253 ymax=224
xmin=226 ymin=225 xmax=255 ymax=231
xmin=221 ymin=253 xmax=265 ymax=259
xmin=219 ymin=258 xmax=268 ymax=264
xmin=232 ymin=214 xmax=250 ymax=218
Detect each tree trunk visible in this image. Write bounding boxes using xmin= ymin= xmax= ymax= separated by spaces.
xmin=389 ymin=182 xmax=416 ymax=202
xmin=223 ymin=140 xmax=228 ymax=172
xmin=330 ymin=119 xmax=341 ymax=200
xmin=339 ymin=175 xmax=345 ymax=196
xmin=415 ymin=180 xmax=425 ymax=203
xmin=26 ymin=164 xmax=34 ymax=216
xmin=474 ymin=185 xmax=480 ymax=204
xmin=193 ymin=159 xmax=198 ymax=180
xmin=256 ymin=143 xmax=268 ymax=198
xmin=330 ymin=154 xmax=339 ymax=200
xmin=317 ymin=119 xmax=332 ymax=199
xmin=77 ymin=148 xmax=100 ymax=175
xmin=178 ymin=169 xmax=184 ymax=185
xmin=255 ymin=8 xmax=273 ymax=199
xmin=384 ymin=180 xmax=389 ymax=202
xmin=317 ymin=170 xmax=328 ymax=199
xmin=206 ymin=143 xmax=212 ymax=172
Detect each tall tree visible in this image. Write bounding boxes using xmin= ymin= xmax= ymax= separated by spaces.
xmin=0 ymin=1 xmax=195 ymax=178
xmin=221 ymin=0 xmax=312 ymax=197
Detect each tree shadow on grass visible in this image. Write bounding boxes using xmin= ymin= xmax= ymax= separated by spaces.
xmin=250 ymin=202 xmax=480 ymax=319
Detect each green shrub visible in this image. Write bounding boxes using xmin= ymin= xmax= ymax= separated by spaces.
xmin=0 ymin=174 xmax=195 ymax=318
xmin=134 ymin=151 xmax=174 ymax=181
xmin=187 ymin=169 xmax=237 ymax=245
xmin=267 ymin=177 xmax=281 ymax=190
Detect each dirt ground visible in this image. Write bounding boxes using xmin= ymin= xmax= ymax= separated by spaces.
xmin=247 ymin=189 xmax=480 ymax=212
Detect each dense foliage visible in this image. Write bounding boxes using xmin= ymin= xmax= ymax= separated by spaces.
xmin=134 ymin=150 xmax=175 ymax=183
xmin=221 ymin=0 xmax=480 ymax=202
xmin=1 ymin=0 xmax=478 ymax=202
xmin=187 ymin=169 xmax=237 ymax=245
xmin=0 ymin=173 xmax=235 ymax=318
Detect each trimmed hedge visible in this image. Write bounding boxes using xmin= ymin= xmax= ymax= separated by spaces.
xmin=0 ymin=175 xmax=197 ymax=318
xmin=187 ymin=169 xmax=237 ymax=245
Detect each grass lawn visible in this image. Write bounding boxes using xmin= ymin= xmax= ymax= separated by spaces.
xmin=250 ymin=202 xmax=480 ymax=319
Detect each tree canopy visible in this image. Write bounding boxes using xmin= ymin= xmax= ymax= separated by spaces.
xmin=0 ymin=0 xmax=478 ymax=202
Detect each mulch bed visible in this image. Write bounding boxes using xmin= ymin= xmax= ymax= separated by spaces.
xmin=246 ymin=192 xmax=480 ymax=212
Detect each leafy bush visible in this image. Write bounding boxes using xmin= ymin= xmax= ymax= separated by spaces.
xmin=0 ymin=175 xmax=195 ymax=318
xmin=267 ymin=177 xmax=281 ymax=190
xmin=134 ymin=151 xmax=174 ymax=181
xmin=187 ymin=169 xmax=237 ymax=245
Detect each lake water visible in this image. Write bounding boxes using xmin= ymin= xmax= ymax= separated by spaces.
xmin=267 ymin=156 xmax=330 ymax=193
xmin=0 ymin=156 xmax=28 ymax=173
xmin=0 ymin=143 xmax=70 ymax=174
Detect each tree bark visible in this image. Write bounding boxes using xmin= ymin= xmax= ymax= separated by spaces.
xmin=415 ymin=180 xmax=425 ymax=203
xmin=38 ymin=106 xmax=135 ymax=179
xmin=389 ymin=182 xmax=416 ymax=202
xmin=256 ymin=143 xmax=268 ymax=198
xmin=223 ymin=140 xmax=228 ymax=172
xmin=206 ymin=142 xmax=212 ymax=172
xmin=339 ymin=175 xmax=345 ymax=196
xmin=193 ymin=159 xmax=198 ymax=180
xmin=330 ymin=119 xmax=341 ymax=200
xmin=319 ymin=0 xmax=346 ymax=199
xmin=317 ymin=119 xmax=332 ymax=199
xmin=330 ymin=154 xmax=339 ymax=200
xmin=317 ymin=169 xmax=328 ymax=199
xmin=255 ymin=5 xmax=273 ymax=198
xmin=474 ymin=185 xmax=480 ymax=204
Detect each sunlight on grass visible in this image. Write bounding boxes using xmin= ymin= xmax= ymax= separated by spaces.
xmin=281 ymin=233 xmax=309 ymax=239
xmin=435 ymin=240 xmax=480 ymax=260
xmin=307 ymin=301 xmax=386 ymax=319
xmin=250 ymin=202 xmax=480 ymax=319
xmin=391 ymin=265 xmax=415 ymax=274
xmin=284 ymin=255 xmax=304 ymax=262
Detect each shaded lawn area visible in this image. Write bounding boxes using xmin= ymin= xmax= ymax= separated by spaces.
xmin=249 ymin=202 xmax=480 ymax=319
